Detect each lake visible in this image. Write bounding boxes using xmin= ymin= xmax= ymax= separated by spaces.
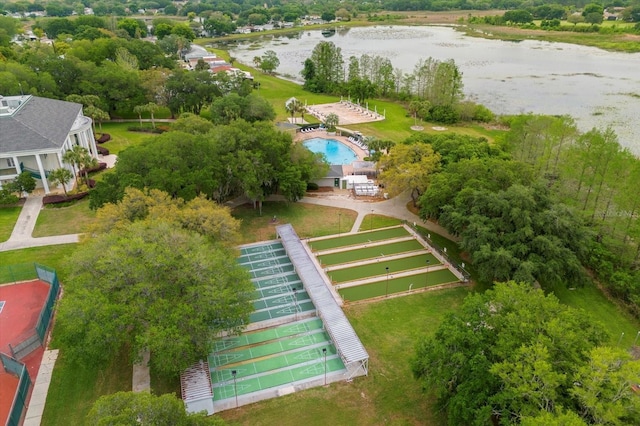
xmin=223 ymin=26 xmax=640 ymax=154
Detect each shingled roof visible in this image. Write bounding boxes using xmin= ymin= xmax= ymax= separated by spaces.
xmin=0 ymin=96 xmax=82 ymax=154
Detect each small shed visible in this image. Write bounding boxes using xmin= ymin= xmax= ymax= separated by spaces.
xmin=313 ymin=164 xmax=344 ymax=188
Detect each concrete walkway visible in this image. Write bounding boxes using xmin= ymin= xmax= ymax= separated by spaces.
xmin=0 ymin=196 xmax=80 ymax=253
xmin=299 ymin=190 xmax=456 ymax=241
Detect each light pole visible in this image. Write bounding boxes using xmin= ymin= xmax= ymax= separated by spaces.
xmin=370 ymin=210 xmax=374 ymax=231
xmin=322 ymin=348 xmax=327 ymax=386
xmin=425 ymin=259 xmax=430 ymax=288
xmin=385 ymin=266 xmax=390 ymax=298
xmin=338 ymin=213 xmax=342 ymax=236
xmin=231 ymin=370 xmax=238 ymax=408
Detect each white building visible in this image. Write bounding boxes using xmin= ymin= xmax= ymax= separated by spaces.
xmin=0 ymin=95 xmax=99 ymax=194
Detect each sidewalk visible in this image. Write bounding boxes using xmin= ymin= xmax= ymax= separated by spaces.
xmin=298 ymin=190 xmax=457 ymax=241
xmin=0 ymin=196 xmax=80 ymax=253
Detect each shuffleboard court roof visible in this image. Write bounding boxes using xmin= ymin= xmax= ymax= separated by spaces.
xmin=276 ymin=224 xmax=369 ymax=366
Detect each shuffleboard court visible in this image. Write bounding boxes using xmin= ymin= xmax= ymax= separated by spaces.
xmin=309 ymin=226 xmax=410 ymax=251
xmin=318 ymin=239 xmax=425 ymax=266
xmin=212 ymin=318 xmax=324 ymax=353
xmin=249 ymin=300 xmax=315 ymax=323
xmin=238 ymin=248 xmax=287 ymax=264
xmin=212 ymin=357 xmax=346 ymax=400
xmin=240 ymin=256 xmax=292 ymax=271
xmin=250 ymin=264 xmax=295 ymax=279
xmin=252 ymin=290 xmax=310 ymax=311
xmin=209 ymin=329 xmax=331 ymax=368
xmin=239 ymin=242 xmax=283 ymax=255
xmin=328 ymin=253 xmax=440 ymax=283
xmin=339 ymin=268 xmax=460 ymax=301
xmin=253 ymin=273 xmax=301 ymax=289
xmin=212 ymin=345 xmax=339 ymax=382
xmin=252 ymin=281 xmax=302 ymax=300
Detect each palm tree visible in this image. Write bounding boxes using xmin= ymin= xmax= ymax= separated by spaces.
xmin=49 ymin=168 xmax=73 ymax=196
xmin=63 ymin=146 xmax=96 ymax=187
xmin=146 ymin=102 xmax=160 ymax=129
xmin=133 ymin=104 xmax=146 ymax=127
xmin=285 ymin=98 xmax=302 ymax=123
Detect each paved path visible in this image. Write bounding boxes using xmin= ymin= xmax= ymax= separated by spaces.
xmin=0 ymin=196 xmax=80 ymax=253
xmin=299 ymin=191 xmax=457 ymax=241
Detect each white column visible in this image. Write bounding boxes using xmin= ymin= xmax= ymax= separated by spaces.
xmin=13 ymin=156 xmax=20 ymax=174
xmin=35 ymin=154 xmax=50 ymax=194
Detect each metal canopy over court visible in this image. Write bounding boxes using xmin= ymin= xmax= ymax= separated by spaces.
xmin=276 ymin=224 xmax=369 ymax=378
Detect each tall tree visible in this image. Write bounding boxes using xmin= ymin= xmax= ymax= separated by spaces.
xmin=379 ymin=142 xmax=440 ymax=206
xmin=412 ymin=282 xmax=615 ymax=426
xmin=301 ymin=41 xmax=344 ymax=93
xmin=88 ymin=392 xmax=222 ymax=425
xmin=56 ymin=210 xmax=253 ymax=376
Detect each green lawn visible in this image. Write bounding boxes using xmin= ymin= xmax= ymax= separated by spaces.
xmin=550 ymin=282 xmax=640 ymax=349
xmin=0 ymin=245 xmax=77 ymax=274
xmin=32 ymin=199 xmax=97 ymax=237
xmin=0 ymin=206 xmax=21 ymax=242
xmin=232 ymin=201 xmax=357 ymax=244
xmin=220 ymin=287 xmax=469 ymax=425
xmin=41 ymin=347 xmax=132 ymax=426
xmin=328 ymin=253 xmax=440 ymax=283
xmin=97 ymin=122 xmax=160 ymax=155
xmin=357 ymin=214 xmax=403 ymax=232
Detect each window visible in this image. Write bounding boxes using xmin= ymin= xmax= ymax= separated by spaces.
xmin=7 ymin=158 xmax=15 ymax=168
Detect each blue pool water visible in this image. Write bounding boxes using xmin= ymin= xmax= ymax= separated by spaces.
xmin=303 ymin=138 xmax=358 ymax=165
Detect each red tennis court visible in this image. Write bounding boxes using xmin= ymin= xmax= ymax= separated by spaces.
xmin=0 ymin=280 xmax=49 ymax=425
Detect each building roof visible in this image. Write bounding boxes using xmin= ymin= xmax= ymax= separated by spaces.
xmin=0 ymin=95 xmax=82 ymax=154
xmin=325 ymin=165 xmax=344 ymax=177
xmin=276 ymin=224 xmax=369 ymax=367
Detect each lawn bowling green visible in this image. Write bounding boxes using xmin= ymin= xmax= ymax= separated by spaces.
xmin=308 ymin=225 xmax=465 ymax=302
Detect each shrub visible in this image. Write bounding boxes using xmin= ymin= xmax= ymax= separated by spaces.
xmin=0 ymin=189 xmax=19 ymax=205
xmin=306 ymin=182 xmax=319 ymax=190
xmin=127 ymin=126 xmax=164 ymax=134
xmin=43 ymin=191 xmax=89 ymax=205
xmin=430 ymin=105 xmax=460 ymax=124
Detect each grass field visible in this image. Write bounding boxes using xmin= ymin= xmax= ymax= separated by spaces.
xmin=0 ymin=206 xmax=21 ymax=242
xmin=0 ymin=245 xmax=77 ymax=274
xmin=318 ymin=239 xmax=424 ymax=266
xmin=339 ymin=268 xmax=460 ymax=302
xmin=328 ymin=253 xmax=440 ymax=283
xmin=357 ymin=214 xmax=403 ymax=232
xmin=219 ymin=286 xmax=469 ymax=425
xmin=309 ymin=226 xmax=410 ymax=251
xmin=550 ymin=282 xmax=640 ymax=349
xmin=41 ymin=347 xmax=132 ymax=426
xmin=232 ymin=202 xmax=357 ymax=244
xmin=97 ymin=122 xmax=160 ymax=155
xmin=32 ymin=199 xmax=96 ymax=237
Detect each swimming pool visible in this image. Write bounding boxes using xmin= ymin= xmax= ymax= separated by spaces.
xmin=303 ymin=138 xmax=358 ymax=165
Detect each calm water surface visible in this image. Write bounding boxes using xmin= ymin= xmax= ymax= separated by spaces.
xmin=303 ymin=137 xmax=358 ymax=164
xmin=226 ymin=26 xmax=640 ymax=154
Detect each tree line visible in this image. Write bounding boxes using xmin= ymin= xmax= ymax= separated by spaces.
xmin=301 ymin=41 xmax=486 ymax=125
xmin=376 ymin=121 xmax=640 ymax=316
xmin=89 ymin=116 xmax=328 ymax=212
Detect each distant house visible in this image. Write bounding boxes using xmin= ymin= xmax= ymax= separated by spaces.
xmin=0 ymin=95 xmax=99 ymax=194
xmin=183 ymin=49 xmax=253 ymax=79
